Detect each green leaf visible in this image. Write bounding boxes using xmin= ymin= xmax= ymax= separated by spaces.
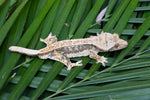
xmin=51 ymin=0 xmax=76 ymax=37
xmin=113 ymin=15 xmax=150 ymax=65
xmin=136 ymin=36 xmax=150 ymax=55
xmin=1 ymin=0 xmax=31 ymax=66
xmin=0 ymin=0 xmax=55 ymax=94
xmin=0 ymin=0 xmax=6 ymax=6
xmin=69 ymin=0 xmax=89 ymax=38
xmin=0 ymin=0 xmax=10 ymax=28
xmin=0 ymin=0 xmax=28 ymax=46
xmin=103 ymin=0 xmax=130 ymax=32
xmin=50 ymin=80 xmax=150 ymax=100
xmin=73 ymin=0 xmax=105 ymax=39
xmin=30 ymin=1 xmax=76 ymax=99
xmin=1 ymin=1 xmax=150 ymax=100
xmin=113 ymin=0 xmax=139 ymax=34
xmin=56 ymin=0 xmax=105 ymax=93
xmin=88 ymin=29 xmax=150 ymax=36
xmin=78 ymin=67 xmax=150 ymax=86
xmin=85 ymin=0 xmax=134 ymax=79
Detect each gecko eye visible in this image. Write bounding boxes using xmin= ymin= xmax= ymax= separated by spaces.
xmin=114 ymin=43 xmax=119 ymax=48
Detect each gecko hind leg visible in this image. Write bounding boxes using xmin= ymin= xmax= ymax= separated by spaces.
xmin=39 ymin=51 xmax=83 ymax=70
xmin=40 ymin=32 xmax=57 ymax=46
xmin=89 ymin=51 xmax=108 ymax=66
xmin=67 ymin=60 xmax=83 ymax=70
xmin=52 ymin=51 xmax=83 ymax=70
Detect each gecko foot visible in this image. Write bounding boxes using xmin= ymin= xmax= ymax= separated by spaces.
xmin=96 ymin=56 xmax=108 ymax=66
xmin=67 ymin=60 xmax=83 ymax=70
xmin=75 ymin=60 xmax=83 ymax=66
xmin=40 ymin=38 xmax=45 ymax=43
xmin=40 ymin=32 xmax=57 ymax=46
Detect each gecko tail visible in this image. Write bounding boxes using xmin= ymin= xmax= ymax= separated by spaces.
xmin=9 ymin=46 xmax=40 ymax=56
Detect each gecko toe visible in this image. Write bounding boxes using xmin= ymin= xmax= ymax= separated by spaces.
xmin=66 ymin=60 xmax=83 ymax=70
xmin=96 ymin=56 xmax=108 ymax=66
xmin=76 ymin=60 xmax=83 ymax=66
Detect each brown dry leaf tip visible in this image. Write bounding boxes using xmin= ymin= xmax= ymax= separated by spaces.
xmin=135 ymin=56 xmax=139 ymax=58
xmin=64 ymin=23 xmax=69 ymax=27
xmin=11 ymin=73 xmax=16 ymax=78
xmin=96 ymin=6 xmax=107 ymax=23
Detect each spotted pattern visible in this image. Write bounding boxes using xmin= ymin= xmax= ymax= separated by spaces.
xmin=9 ymin=32 xmax=128 ymax=70
xmin=56 ymin=44 xmax=99 ymax=54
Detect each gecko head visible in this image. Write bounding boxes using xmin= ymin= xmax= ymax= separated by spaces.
xmin=97 ymin=32 xmax=127 ymax=51
xmin=109 ymin=33 xmax=128 ymax=51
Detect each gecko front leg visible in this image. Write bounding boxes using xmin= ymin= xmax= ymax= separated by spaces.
xmin=89 ymin=51 xmax=108 ymax=66
xmin=38 ymin=51 xmax=82 ymax=70
xmin=40 ymin=32 xmax=57 ymax=46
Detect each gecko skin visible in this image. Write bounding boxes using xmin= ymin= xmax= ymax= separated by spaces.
xmin=9 ymin=32 xmax=128 ymax=70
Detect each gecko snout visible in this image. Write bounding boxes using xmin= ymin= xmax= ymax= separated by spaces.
xmin=115 ymin=39 xmax=128 ymax=50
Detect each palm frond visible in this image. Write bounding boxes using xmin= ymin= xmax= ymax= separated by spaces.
xmin=0 ymin=0 xmax=150 ymax=100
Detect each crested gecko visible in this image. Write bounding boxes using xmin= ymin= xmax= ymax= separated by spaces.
xmin=9 ymin=32 xmax=128 ymax=70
